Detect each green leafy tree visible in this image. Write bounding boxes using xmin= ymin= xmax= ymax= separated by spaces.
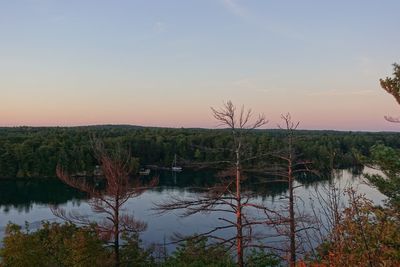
xmin=119 ymin=231 xmax=155 ymax=266
xmin=366 ymin=63 xmax=400 ymax=210
xmin=380 ymin=63 xmax=400 ymax=107
xmin=245 ymin=249 xmax=282 ymax=267
xmin=0 ymin=222 xmax=112 ymax=267
xmin=164 ymin=236 xmax=235 ymax=267
xmin=367 ymin=144 xmax=400 ymax=209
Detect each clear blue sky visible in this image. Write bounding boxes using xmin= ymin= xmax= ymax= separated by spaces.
xmin=1 ymin=0 xmax=399 ymax=131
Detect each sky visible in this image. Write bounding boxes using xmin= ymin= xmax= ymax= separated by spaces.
xmin=1 ymin=0 xmax=400 ymax=131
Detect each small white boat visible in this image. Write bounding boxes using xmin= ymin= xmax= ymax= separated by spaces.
xmin=171 ymin=154 xmax=182 ymax=172
xmin=138 ymin=168 xmax=151 ymax=175
xmin=171 ymin=166 xmax=182 ymax=172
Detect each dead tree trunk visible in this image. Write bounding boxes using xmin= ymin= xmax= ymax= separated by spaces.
xmin=114 ymin=195 xmax=120 ymax=267
xmin=288 ymin=157 xmax=296 ymax=267
xmin=156 ymin=101 xmax=267 ymax=267
xmin=262 ymin=114 xmax=314 ymax=266
xmin=53 ymin=140 xmax=157 ymax=267
xmin=286 ymin=120 xmax=296 ymax=267
xmin=235 ymin=147 xmax=244 ymax=267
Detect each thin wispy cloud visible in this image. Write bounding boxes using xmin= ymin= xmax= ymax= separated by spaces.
xmin=358 ymin=56 xmax=379 ymax=78
xmin=230 ymin=77 xmax=275 ymax=93
xmin=231 ymin=77 xmax=256 ymax=88
xmin=153 ymin=21 xmax=166 ymax=33
xmin=255 ymin=88 xmax=271 ymax=93
xmin=221 ymin=0 xmax=248 ymax=19
xmin=219 ymin=0 xmax=304 ymax=40
xmin=307 ymin=89 xmax=376 ymax=97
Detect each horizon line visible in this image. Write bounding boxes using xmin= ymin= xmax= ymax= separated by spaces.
xmin=0 ymin=123 xmax=398 ymax=134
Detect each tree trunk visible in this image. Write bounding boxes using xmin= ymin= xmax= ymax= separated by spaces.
xmin=236 ymin=149 xmax=244 ymax=267
xmin=288 ymin=161 xmax=296 ymax=267
xmin=115 ymin=197 xmax=120 ymax=267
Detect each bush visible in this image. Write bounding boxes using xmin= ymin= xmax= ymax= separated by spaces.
xmin=164 ymin=236 xmax=235 ymax=267
xmin=0 ymin=222 xmax=112 ymax=267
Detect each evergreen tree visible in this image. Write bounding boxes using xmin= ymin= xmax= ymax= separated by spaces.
xmin=366 ymin=63 xmax=400 ymax=209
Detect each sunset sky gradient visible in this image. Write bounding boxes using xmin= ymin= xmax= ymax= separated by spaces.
xmin=1 ymin=0 xmax=400 ymax=131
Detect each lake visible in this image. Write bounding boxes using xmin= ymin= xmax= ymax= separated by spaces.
xmin=0 ymin=168 xmax=386 ymax=252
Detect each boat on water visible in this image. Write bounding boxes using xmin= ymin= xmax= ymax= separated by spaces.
xmin=171 ymin=166 xmax=182 ymax=172
xmin=171 ymin=154 xmax=182 ymax=172
xmin=138 ymin=168 xmax=151 ymax=175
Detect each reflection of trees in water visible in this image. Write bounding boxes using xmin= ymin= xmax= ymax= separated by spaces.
xmin=349 ymin=164 xmax=364 ymax=177
xmin=153 ymin=170 xmax=289 ymax=198
xmin=0 ymin=168 xmax=359 ymax=212
xmin=0 ymin=178 xmax=86 ymax=211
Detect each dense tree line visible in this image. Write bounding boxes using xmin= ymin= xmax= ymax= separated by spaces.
xmin=0 ymin=126 xmax=399 ymax=178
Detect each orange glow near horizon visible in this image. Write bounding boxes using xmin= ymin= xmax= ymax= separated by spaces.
xmin=2 ymin=88 xmax=400 ymax=132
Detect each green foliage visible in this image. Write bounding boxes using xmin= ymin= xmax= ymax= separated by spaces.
xmin=0 ymin=222 xmax=112 ymax=267
xmin=164 ymin=237 xmax=235 ymax=267
xmin=366 ymin=144 xmax=400 ymax=209
xmin=380 ymin=63 xmax=400 ymax=105
xmin=0 ymin=222 xmax=157 ymax=267
xmin=368 ymin=63 xmax=400 ymax=210
xmin=0 ymin=126 xmax=397 ymax=178
xmin=119 ymin=232 xmax=155 ymax=267
xmin=245 ymin=249 xmax=282 ymax=267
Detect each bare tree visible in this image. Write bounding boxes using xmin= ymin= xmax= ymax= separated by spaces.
xmin=156 ymin=101 xmax=268 ymax=267
xmin=53 ymin=140 xmax=158 ymax=267
xmin=260 ymin=114 xmax=315 ymax=266
xmin=282 ymin=114 xmax=300 ymax=266
xmin=303 ymin=179 xmax=346 ymax=264
xmin=212 ymin=101 xmax=268 ymax=266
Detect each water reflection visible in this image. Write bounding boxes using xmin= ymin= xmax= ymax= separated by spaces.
xmin=0 ymin=168 xmax=386 ymax=248
xmin=0 ymin=178 xmax=86 ymax=212
xmin=0 ymin=166 xmax=374 ymax=213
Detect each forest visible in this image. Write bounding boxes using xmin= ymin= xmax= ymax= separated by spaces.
xmin=0 ymin=125 xmax=399 ymax=179
xmin=1 ymin=121 xmax=400 ymax=267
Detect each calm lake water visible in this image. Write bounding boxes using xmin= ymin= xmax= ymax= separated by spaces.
xmin=0 ymin=168 xmax=386 ymax=250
